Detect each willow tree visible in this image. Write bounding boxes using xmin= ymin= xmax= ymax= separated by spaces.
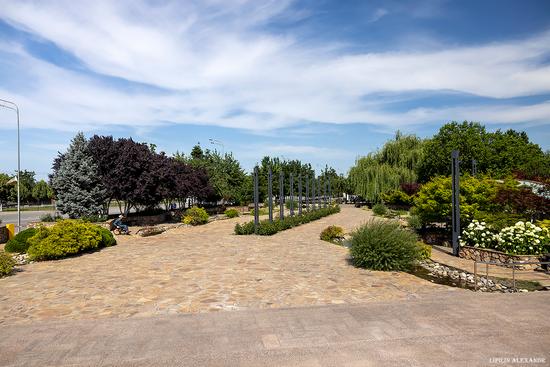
xmin=349 ymin=132 xmax=423 ymax=202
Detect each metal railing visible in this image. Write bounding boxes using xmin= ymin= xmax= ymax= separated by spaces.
xmin=473 ymin=260 xmax=550 ymax=292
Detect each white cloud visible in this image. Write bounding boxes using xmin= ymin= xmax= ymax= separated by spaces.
xmin=0 ymin=0 xmax=549 ymax=134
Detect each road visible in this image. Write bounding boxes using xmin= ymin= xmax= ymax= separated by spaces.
xmin=0 ymin=210 xmax=55 ymax=228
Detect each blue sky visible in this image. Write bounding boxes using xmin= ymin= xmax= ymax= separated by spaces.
xmin=0 ymin=0 xmax=549 ymax=179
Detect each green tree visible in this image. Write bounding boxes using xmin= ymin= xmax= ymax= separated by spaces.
xmin=177 ymin=147 xmax=248 ymax=204
xmin=417 ymin=122 xmax=549 ymax=181
xmin=0 ymin=173 xmax=11 ymax=205
xmin=50 ymin=133 xmax=107 ymax=218
xmin=32 ymin=180 xmax=53 ymax=204
xmin=349 ymin=132 xmax=424 ymax=202
xmin=8 ymin=170 xmax=36 ymax=204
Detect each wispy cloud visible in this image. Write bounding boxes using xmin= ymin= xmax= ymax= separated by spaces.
xmin=0 ymin=0 xmax=549 ymax=135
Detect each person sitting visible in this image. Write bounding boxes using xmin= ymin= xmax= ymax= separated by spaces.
xmin=112 ymin=214 xmax=129 ymax=234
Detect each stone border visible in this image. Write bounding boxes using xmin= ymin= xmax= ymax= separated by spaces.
xmin=459 ymin=246 xmax=542 ymax=270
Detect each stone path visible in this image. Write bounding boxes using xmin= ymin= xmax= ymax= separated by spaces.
xmin=1 ymin=291 xmax=548 ymax=367
xmin=0 ymin=206 xmax=455 ymax=324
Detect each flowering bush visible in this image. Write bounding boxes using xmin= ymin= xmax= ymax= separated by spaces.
xmin=460 ymin=220 xmax=550 ymax=256
xmin=460 ymin=220 xmax=497 ymax=249
xmin=495 ymin=221 xmax=550 ymax=256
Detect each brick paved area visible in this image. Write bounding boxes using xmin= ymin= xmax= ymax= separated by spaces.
xmin=0 ymin=206 xmax=455 ymax=324
xmin=1 ymin=291 xmax=548 ymax=366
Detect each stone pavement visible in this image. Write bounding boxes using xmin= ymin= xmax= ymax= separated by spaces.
xmin=0 ymin=291 xmax=548 ymax=367
xmin=0 ymin=206 xmax=454 ymax=324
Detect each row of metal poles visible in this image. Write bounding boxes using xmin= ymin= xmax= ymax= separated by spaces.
xmin=253 ymin=167 xmax=332 ymax=227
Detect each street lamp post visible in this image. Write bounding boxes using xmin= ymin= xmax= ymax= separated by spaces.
xmin=209 ymin=138 xmax=225 ymax=156
xmin=0 ymin=99 xmax=21 ymax=232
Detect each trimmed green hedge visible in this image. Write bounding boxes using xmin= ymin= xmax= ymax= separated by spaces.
xmin=235 ymin=206 xmax=340 ymax=236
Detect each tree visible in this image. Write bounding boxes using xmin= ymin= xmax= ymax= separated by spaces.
xmin=8 ymin=170 xmax=37 ymax=204
xmin=417 ymin=122 xmax=549 ymax=182
xmin=0 ymin=173 xmax=11 ymax=205
xmin=190 ymin=144 xmax=204 ymax=160
xmin=50 ymin=133 xmax=107 ymax=218
xmin=349 ymin=132 xmax=424 ymax=202
xmin=180 ymin=147 xmax=247 ymax=204
xmin=32 ymin=180 xmax=53 ymax=204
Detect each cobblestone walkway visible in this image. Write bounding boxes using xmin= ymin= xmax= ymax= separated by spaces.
xmin=0 ymin=206 xmax=456 ymax=324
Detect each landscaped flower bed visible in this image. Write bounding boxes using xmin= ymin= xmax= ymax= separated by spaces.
xmin=460 ymin=220 xmax=550 ymax=257
xmin=234 ymin=206 xmax=340 ymax=235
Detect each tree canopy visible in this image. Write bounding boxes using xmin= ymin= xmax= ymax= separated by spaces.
xmin=349 ymin=132 xmax=424 ymax=202
xmin=417 ymin=121 xmax=549 ymax=182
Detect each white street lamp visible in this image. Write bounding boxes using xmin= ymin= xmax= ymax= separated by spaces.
xmin=0 ymin=99 xmax=21 ymax=232
xmin=209 ymin=138 xmax=225 ymax=156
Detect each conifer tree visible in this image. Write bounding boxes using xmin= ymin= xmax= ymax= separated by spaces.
xmin=51 ymin=133 xmax=106 ymax=218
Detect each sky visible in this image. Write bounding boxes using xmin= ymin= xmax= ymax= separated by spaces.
xmin=0 ymin=0 xmax=549 ymax=179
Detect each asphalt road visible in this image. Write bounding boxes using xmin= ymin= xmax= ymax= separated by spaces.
xmin=0 ymin=210 xmax=55 ymax=228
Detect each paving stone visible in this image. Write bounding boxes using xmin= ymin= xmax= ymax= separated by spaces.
xmin=0 ymin=206 xmax=454 ymax=325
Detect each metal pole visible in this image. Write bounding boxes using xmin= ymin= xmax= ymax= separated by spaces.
xmin=312 ymin=176 xmax=316 ymax=210
xmin=323 ymin=173 xmax=327 ymax=208
xmin=328 ymin=176 xmax=331 ymax=205
xmin=279 ymin=171 xmax=284 ymax=220
xmin=0 ymin=99 xmax=21 ymax=232
xmin=298 ymin=175 xmax=302 ymax=215
xmin=472 ymin=159 xmax=477 ymax=177
xmin=451 ymin=150 xmax=461 ymax=256
xmin=305 ymin=175 xmax=309 ymax=211
xmin=254 ymin=166 xmax=259 ymax=230
xmin=290 ymin=173 xmax=294 ymax=216
xmin=317 ymin=176 xmax=323 ymax=209
xmin=268 ymin=166 xmax=273 ymax=223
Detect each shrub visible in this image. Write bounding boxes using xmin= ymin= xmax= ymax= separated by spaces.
xmin=459 ymin=220 xmax=498 ymax=249
xmin=0 ymin=251 xmax=15 ymax=277
xmin=235 ymin=206 xmax=340 ymax=235
xmin=475 ymin=212 xmax=528 ymax=231
xmin=460 ymin=220 xmax=550 ymax=256
xmin=26 ymin=220 xmax=113 ymax=261
xmin=495 ymin=221 xmax=550 ymax=255
xmin=97 ymin=226 xmax=117 ymax=247
xmin=536 ymin=219 xmax=550 ymax=229
xmin=349 ymin=220 xmax=420 ymax=271
xmin=250 ymin=207 xmax=269 ymax=216
xmin=407 ymin=215 xmax=422 ymax=230
xmin=320 ymin=225 xmax=345 ymax=243
xmin=372 ymin=203 xmax=388 ymax=216
xmin=380 ymin=190 xmax=413 ymax=206
xmin=182 ymin=207 xmax=209 ymax=225
xmin=4 ymin=228 xmax=38 ymax=253
xmin=416 ymin=242 xmax=432 ymax=260
xmin=224 ymin=208 xmax=240 ymax=218
xmin=493 ymin=186 xmax=550 ymax=221
xmin=413 ymin=175 xmax=498 ymax=226
xmin=400 ymin=182 xmax=421 ymax=196
xmin=81 ymin=214 xmax=108 ymax=223
xmin=40 ymin=213 xmax=62 ymax=222
xmin=285 ymin=200 xmax=299 ymax=210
